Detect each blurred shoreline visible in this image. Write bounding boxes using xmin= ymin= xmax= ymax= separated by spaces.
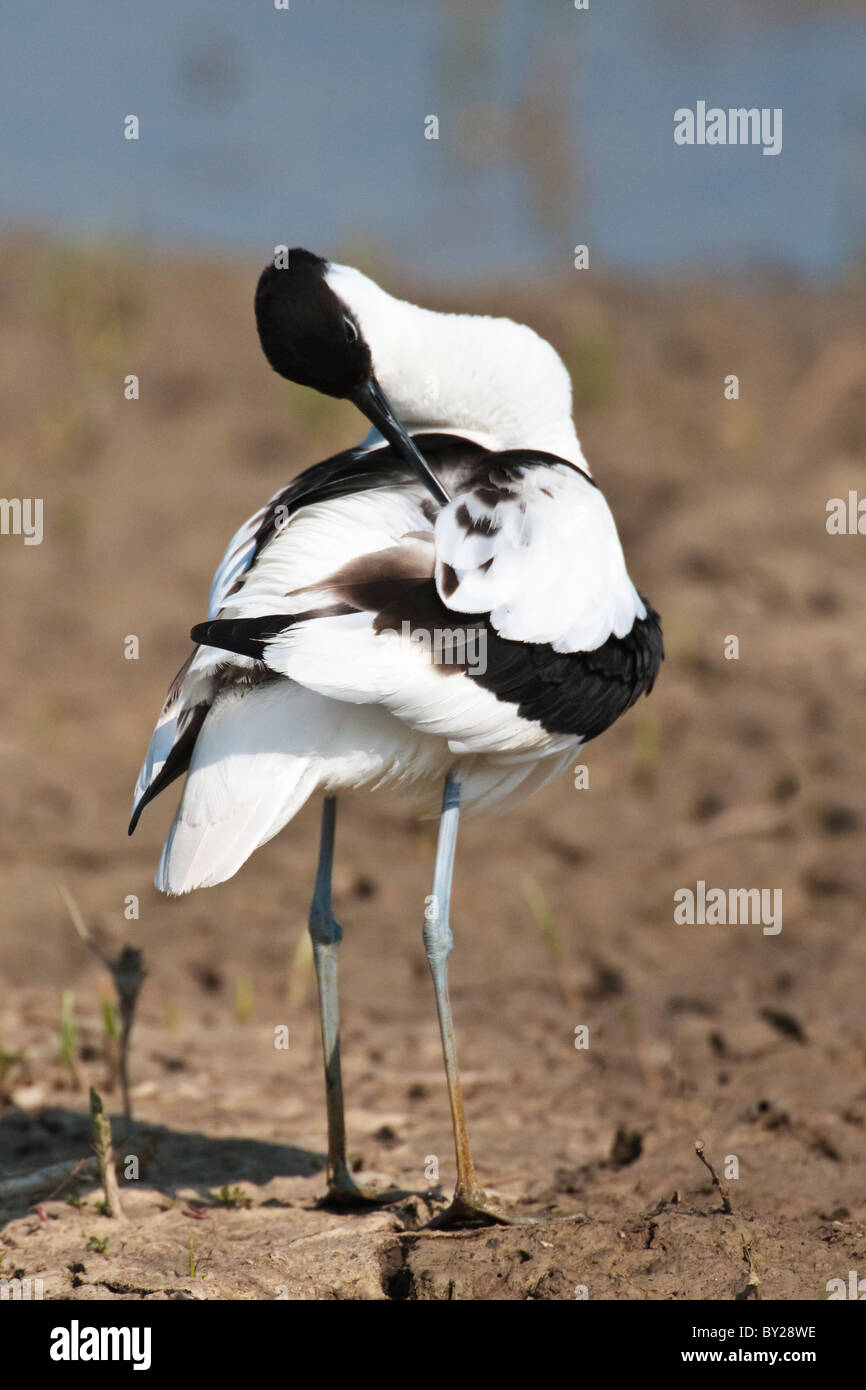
xmin=3 ymin=1 xmax=864 ymax=280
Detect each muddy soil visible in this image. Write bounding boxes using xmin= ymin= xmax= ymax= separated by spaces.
xmin=0 ymin=237 xmax=864 ymax=1298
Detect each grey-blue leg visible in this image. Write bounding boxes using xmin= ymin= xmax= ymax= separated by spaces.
xmin=309 ymin=796 xmax=403 ymax=1207
xmin=308 ymin=796 xmax=356 ymax=1198
xmin=424 ymin=771 xmax=513 ymax=1227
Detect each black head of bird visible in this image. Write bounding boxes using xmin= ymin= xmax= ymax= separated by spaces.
xmin=254 ymin=248 xmax=449 ymax=505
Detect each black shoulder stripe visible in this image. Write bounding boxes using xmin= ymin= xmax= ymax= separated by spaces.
xmin=191 ymin=606 xmax=355 ymax=660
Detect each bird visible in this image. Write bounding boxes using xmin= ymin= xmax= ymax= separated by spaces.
xmin=129 ymin=248 xmax=663 ymax=1226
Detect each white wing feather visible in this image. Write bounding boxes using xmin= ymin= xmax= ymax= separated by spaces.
xmin=434 ymin=463 xmax=645 ymax=652
xmin=263 ymin=611 xmax=576 ymax=757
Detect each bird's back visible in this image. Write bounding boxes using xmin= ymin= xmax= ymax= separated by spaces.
xmin=131 ymin=434 xmax=661 ymax=893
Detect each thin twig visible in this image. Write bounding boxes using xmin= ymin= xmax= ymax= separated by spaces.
xmin=694 ymin=1140 xmax=733 ymax=1214
xmin=694 ymin=1140 xmax=762 ymax=1298
xmin=58 ymin=884 xmax=146 ymax=1121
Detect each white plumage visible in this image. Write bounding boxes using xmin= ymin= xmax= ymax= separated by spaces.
xmin=132 ymin=257 xmax=656 ymax=898
xmin=136 ymin=464 xmax=633 ymax=894
xmin=325 ymin=263 xmax=584 ymax=464
xmin=130 ymin=249 xmax=662 ymax=1225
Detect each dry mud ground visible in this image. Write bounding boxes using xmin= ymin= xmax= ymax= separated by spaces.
xmin=0 ymin=236 xmax=864 ymax=1300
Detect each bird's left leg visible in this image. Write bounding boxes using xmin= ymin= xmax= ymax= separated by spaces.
xmin=309 ymin=795 xmax=404 ymax=1209
xmin=423 ymin=771 xmax=516 ymax=1227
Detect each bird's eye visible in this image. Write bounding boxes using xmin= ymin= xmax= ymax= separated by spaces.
xmin=343 ymin=317 xmax=358 ymax=344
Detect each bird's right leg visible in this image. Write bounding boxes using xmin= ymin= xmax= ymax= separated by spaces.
xmin=308 ymin=795 xmax=403 ymax=1208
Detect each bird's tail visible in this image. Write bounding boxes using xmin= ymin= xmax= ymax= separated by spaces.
xmin=155 ymin=678 xmax=442 ymax=894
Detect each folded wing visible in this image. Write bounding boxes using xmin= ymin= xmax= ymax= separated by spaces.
xmin=433 ymin=454 xmax=646 ymax=652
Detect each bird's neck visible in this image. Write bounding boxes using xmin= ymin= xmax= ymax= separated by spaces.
xmin=329 ymin=266 xmax=587 ymax=468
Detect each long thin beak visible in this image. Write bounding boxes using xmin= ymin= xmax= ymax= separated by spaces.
xmin=352 ymin=377 xmax=451 ymax=506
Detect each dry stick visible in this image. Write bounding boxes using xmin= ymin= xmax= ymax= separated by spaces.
xmin=115 ymin=948 xmax=146 ymax=1123
xmin=694 ymin=1140 xmax=762 ymax=1300
xmin=89 ymin=1087 xmax=126 ymax=1220
xmin=57 ymin=884 xmax=146 ymax=1122
xmin=694 ymin=1140 xmax=733 ymax=1214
